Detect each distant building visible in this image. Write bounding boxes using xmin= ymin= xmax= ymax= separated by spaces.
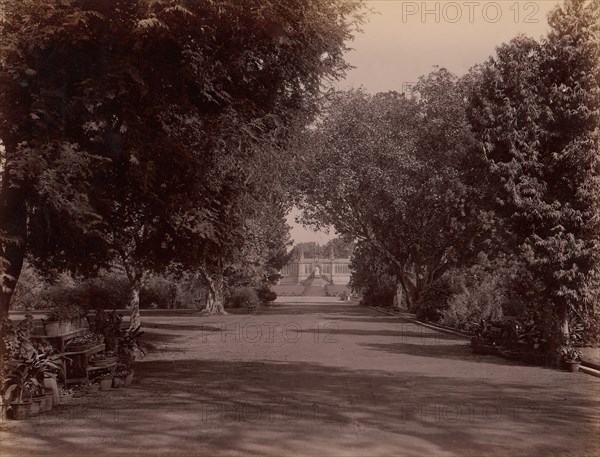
xmin=279 ymin=248 xmax=351 ymax=285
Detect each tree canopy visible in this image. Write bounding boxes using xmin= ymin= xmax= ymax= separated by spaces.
xmin=466 ymin=0 xmax=600 ymax=341
xmin=0 ymin=0 xmax=367 ymax=318
xmin=297 ymin=69 xmax=489 ymax=309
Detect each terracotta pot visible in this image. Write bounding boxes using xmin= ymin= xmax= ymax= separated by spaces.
xmin=10 ymin=401 xmax=31 ymax=420
xmin=59 ymin=321 xmax=71 ymax=333
xmin=30 ymin=397 xmax=43 ymax=416
xmin=44 ymin=378 xmax=59 ymax=405
xmin=112 ymin=375 xmax=126 ymax=388
xmin=565 ymin=360 xmax=581 ymax=373
xmin=59 ymin=393 xmax=74 ymax=404
xmin=43 ymin=393 xmax=54 ymax=412
xmin=43 ymin=321 xmax=60 ymax=336
xmin=73 ymin=389 xmax=86 ymax=398
xmin=99 ymin=379 xmax=113 ymax=391
xmin=85 ymin=384 xmax=100 ymax=393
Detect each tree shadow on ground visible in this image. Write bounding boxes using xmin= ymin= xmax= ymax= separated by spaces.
xmin=263 ymin=303 xmax=368 ymax=317
xmin=143 ymin=322 xmax=223 ymax=332
xmin=293 ymin=327 xmax=464 ymax=341
xmin=4 ymin=358 xmax=598 ymax=457
xmin=331 ymin=315 xmax=411 ymax=324
xmin=361 ymin=341 xmax=514 ymax=363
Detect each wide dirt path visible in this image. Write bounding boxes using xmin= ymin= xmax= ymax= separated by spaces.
xmin=2 ymin=299 xmax=599 ymax=457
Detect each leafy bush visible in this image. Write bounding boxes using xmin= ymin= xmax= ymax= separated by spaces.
xmin=1 ymin=316 xmax=35 ymax=382
xmin=440 ymin=265 xmax=509 ymax=330
xmin=256 ymin=286 xmax=277 ymax=304
xmin=440 ymin=271 xmax=505 ymax=332
xmin=359 ymin=288 xmax=395 ymax=307
xmin=413 ymin=257 xmax=515 ymax=331
xmin=88 ymin=309 xmax=122 ymax=352
xmin=225 ymin=287 xmax=260 ymax=309
xmin=413 ymin=275 xmax=453 ymax=322
xmin=10 ymin=264 xmax=50 ymax=310
xmin=140 ymin=276 xmax=179 ymax=309
xmin=12 ymin=265 xmax=204 ymax=311
xmin=569 ymin=311 xmax=600 ymax=347
xmin=78 ymin=274 xmax=131 ymax=310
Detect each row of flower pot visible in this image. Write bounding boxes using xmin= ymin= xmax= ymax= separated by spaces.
xmin=5 ymin=387 xmax=75 ymax=421
xmin=471 ymin=340 xmax=581 ymax=371
xmin=99 ymin=370 xmax=135 ymax=390
xmin=3 ymin=371 xmax=135 ymax=421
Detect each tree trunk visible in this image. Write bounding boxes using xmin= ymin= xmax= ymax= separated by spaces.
xmin=393 ymin=281 xmax=404 ymax=310
xmin=558 ymin=304 xmax=570 ymax=341
xmin=0 ymin=180 xmax=27 ymax=320
xmin=397 ymin=272 xmax=420 ymax=312
xmin=124 ymin=265 xmax=146 ymax=331
xmin=200 ymin=271 xmax=227 ymax=315
xmin=129 ymin=275 xmax=142 ymax=330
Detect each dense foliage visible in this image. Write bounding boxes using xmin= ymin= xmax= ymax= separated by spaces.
xmin=0 ymin=0 xmax=366 ymax=321
xmin=467 ymin=0 xmax=600 ymax=345
xmin=298 ymin=0 xmax=599 ymax=350
xmin=298 ymin=70 xmax=489 ymax=310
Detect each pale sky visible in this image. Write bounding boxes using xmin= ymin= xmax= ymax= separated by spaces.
xmin=288 ymin=0 xmax=561 ymax=244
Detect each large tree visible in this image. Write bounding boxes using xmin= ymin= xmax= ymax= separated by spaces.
xmin=298 ymin=70 xmax=488 ymax=310
xmin=467 ymin=0 xmax=600 ymax=342
xmin=0 ymin=0 xmax=366 ymax=319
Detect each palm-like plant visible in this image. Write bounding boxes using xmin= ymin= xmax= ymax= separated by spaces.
xmin=2 ymin=346 xmax=64 ymax=402
xmin=2 ymin=359 xmax=34 ymax=403
xmin=30 ymin=346 xmax=64 ymax=395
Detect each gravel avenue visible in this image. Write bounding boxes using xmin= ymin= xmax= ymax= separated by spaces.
xmin=2 ymin=298 xmax=598 ymax=457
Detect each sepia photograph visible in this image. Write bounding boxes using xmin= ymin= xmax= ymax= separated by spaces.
xmin=0 ymin=1 xmax=599 ymax=456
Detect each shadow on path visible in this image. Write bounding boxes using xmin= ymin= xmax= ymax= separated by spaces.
xmin=4 ymin=358 xmax=598 ymax=457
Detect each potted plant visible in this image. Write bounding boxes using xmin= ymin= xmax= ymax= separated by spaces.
xmin=83 ymin=381 xmax=100 ymax=394
xmin=72 ymin=384 xmax=87 ymax=398
xmin=112 ymin=367 xmax=128 ymax=389
xmin=98 ymin=373 xmax=113 ymax=391
xmin=90 ymin=350 xmax=118 ymax=367
xmin=43 ymin=306 xmax=71 ymax=335
xmin=2 ymin=362 xmax=33 ymax=420
xmin=0 ymin=397 xmax=6 ymax=421
xmin=42 ymin=309 xmax=61 ymax=336
xmin=29 ymin=345 xmax=64 ymax=414
xmin=66 ymin=304 xmax=86 ymax=330
xmin=561 ymin=346 xmax=582 ymax=373
xmin=43 ymin=389 xmax=54 ymax=413
xmin=30 ymin=390 xmax=44 ymax=417
xmin=89 ymin=309 xmax=122 ymax=353
xmin=66 ymin=332 xmax=103 ymax=352
xmin=59 ymin=386 xmax=74 ymax=403
xmin=43 ymin=376 xmax=60 ymax=406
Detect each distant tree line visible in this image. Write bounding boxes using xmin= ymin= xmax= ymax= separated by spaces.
xmin=290 ymin=238 xmax=353 ymax=260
